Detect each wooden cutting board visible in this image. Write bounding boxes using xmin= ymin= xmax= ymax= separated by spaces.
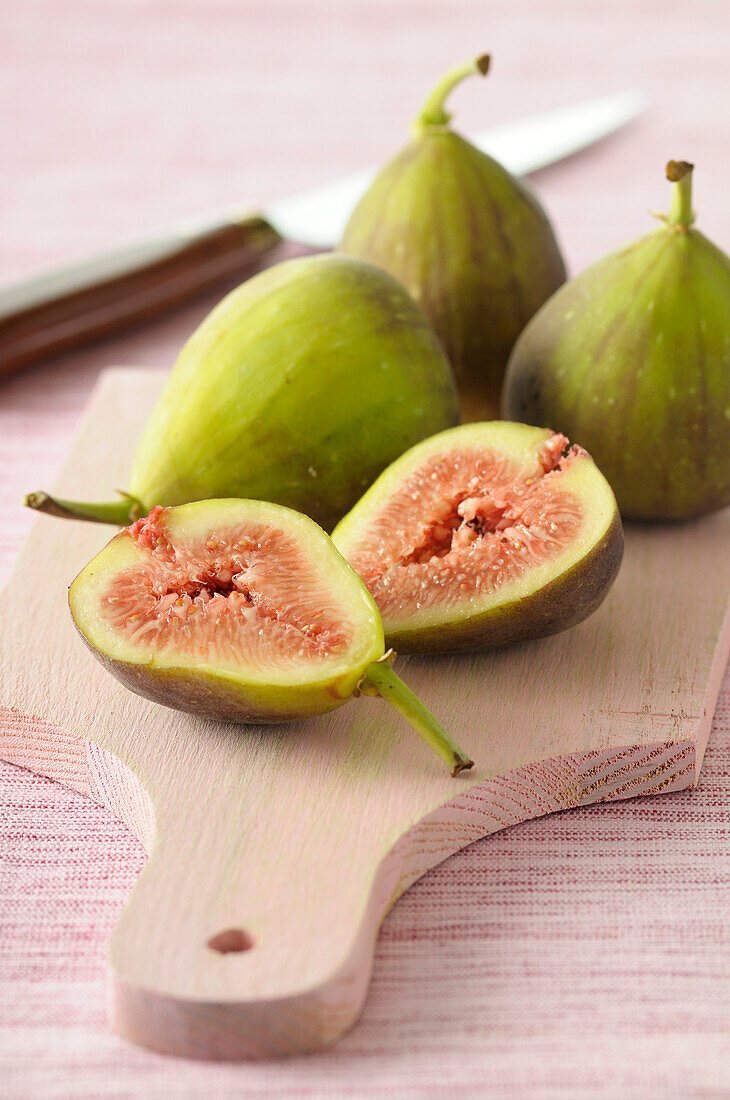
xmin=2 ymin=368 xmax=729 ymax=1060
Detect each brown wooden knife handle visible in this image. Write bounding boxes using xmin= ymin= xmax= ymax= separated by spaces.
xmin=0 ymin=215 xmax=283 ymax=378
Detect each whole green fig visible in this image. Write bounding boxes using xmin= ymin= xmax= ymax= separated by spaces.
xmin=340 ymin=55 xmax=566 ymax=422
xmin=26 ymin=254 xmax=459 ymax=531
xmin=502 ymin=161 xmax=730 ymax=520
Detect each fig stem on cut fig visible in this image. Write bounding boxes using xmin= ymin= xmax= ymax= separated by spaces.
xmin=24 ymin=491 xmax=143 ymax=525
xmin=414 ymin=54 xmax=490 ymax=130
xmin=361 ymin=659 xmax=474 ymax=777
xmin=666 ymin=160 xmax=695 ymax=229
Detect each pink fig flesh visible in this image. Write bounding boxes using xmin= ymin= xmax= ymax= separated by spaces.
xmin=332 ymin=422 xmax=623 ymax=653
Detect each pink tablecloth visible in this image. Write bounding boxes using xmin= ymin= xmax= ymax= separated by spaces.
xmin=2 ymin=2 xmax=730 ymax=1096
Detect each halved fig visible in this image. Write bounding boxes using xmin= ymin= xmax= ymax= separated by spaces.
xmin=69 ymin=499 xmax=473 ymax=775
xmin=332 ymin=423 xmax=623 ymax=653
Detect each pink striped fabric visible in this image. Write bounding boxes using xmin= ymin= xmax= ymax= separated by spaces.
xmin=2 ymin=2 xmax=730 ymax=1095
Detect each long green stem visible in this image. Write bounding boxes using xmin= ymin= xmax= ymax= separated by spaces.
xmin=362 ymin=659 xmax=473 ymax=776
xmin=24 ymin=490 xmax=143 ymax=525
xmin=414 ymin=54 xmax=490 ymax=131
xmin=666 ymin=160 xmax=695 ymax=229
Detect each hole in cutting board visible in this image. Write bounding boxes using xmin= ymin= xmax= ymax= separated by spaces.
xmin=207 ymin=928 xmax=255 ymax=954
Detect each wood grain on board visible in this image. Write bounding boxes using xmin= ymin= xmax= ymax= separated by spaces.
xmin=1 ymin=368 xmax=728 ymax=1059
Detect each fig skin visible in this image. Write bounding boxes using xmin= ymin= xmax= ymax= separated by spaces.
xmin=340 ymin=55 xmax=566 ymax=422
xmin=69 ymin=499 xmax=474 ymax=775
xmin=502 ymin=161 xmax=730 ymax=520
xmin=73 ymin=644 xmax=362 ymax=725
xmin=332 ymin=422 xmax=623 ymax=654
xmin=27 ymin=254 xmax=459 ymax=533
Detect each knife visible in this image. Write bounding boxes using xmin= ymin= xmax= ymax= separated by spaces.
xmin=0 ymin=90 xmax=644 ymax=378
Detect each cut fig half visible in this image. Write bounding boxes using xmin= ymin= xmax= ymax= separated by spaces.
xmin=69 ymin=499 xmax=473 ymax=775
xmin=332 ymin=423 xmax=623 ymax=653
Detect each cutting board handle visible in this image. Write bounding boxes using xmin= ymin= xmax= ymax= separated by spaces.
xmin=88 ymin=739 xmax=389 ymax=1060
xmin=79 ymin=731 xmax=701 ymax=1060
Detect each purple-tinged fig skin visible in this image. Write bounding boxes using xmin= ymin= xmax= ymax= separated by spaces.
xmin=70 ymin=621 xmax=356 ymax=725
xmin=385 ymin=512 xmax=623 ymax=655
xmin=341 ymin=75 xmax=566 ymax=422
xmin=503 ymin=163 xmax=730 ymax=520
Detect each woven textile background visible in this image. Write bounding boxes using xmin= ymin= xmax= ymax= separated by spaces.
xmin=2 ymin=2 xmax=730 ymax=1096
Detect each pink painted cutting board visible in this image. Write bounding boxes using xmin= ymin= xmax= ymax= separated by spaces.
xmin=2 ymin=368 xmax=729 ymax=1060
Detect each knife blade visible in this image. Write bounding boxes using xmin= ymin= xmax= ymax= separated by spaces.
xmin=0 ymin=89 xmax=644 ymax=377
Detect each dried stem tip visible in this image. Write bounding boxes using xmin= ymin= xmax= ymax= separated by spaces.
xmin=666 ymin=160 xmax=694 ymax=182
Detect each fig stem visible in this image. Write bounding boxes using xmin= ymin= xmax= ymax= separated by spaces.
xmin=24 ymin=491 xmax=144 ymax=526
xmin=362 ymin=660 xmax=474 ymax=777
xmin=666 ymin=160 xmax=695 ymax=229
xmin=414 ymin=54 xmax=491 ymax=130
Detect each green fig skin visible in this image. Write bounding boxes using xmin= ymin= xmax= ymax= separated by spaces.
xmin=503 ymin=166 xmax=730 ymax=521
xmin=130 ymin=255 xmax=459 ymax=532
xmin=27 ymin=255 xmax=459 ymax=532
xmin=340 ymin=57 xmax=566 ymax=423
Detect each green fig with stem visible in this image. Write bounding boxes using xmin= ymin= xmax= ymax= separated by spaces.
xmin=340 ymin=54 xmax=567 ymax=422
xmin=503 ymin=161 xmax=730 ymax=520
xmin=25 ymin=254 xmax=459 ymax=531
